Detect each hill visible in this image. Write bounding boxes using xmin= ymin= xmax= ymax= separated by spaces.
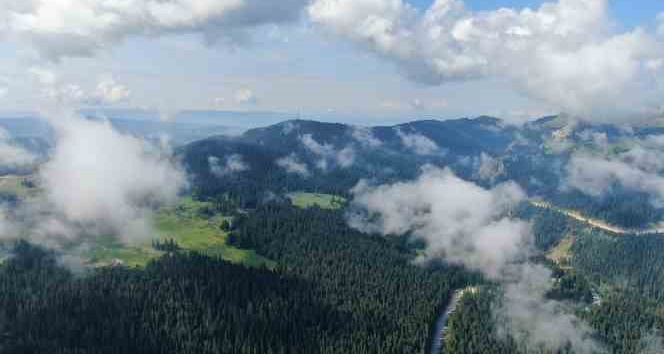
xmin=181 ymin=115 xmax=664 ymax=228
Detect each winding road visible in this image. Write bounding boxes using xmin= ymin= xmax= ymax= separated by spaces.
xmin=529 ymin=201 xmax=664 ymax=235
xmin=428 ymin=201 xmax=644 ymax=353
xmin=429 ymin=287 xmax=478 ymax=354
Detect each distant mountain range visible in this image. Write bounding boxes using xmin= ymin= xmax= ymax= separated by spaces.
xmin=181 ymin=115 xmax=664 ymax=228
xmin=3 ymin=111 xmax=663 ymax=228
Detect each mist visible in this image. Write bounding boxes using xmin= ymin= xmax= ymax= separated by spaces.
xmin=348 ymin=166 xmax=601 ymax=352
xmin=565 ymin=134 xmax=664 ymax=207
xmin=39 ymin=111 xmax=187 ymax=243
xmin=0 ymin=106 xmax=187 ymax=273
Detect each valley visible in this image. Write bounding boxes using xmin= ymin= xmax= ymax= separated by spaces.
xmin=429 ymin=287 xmax=479 ymax=354
xmin=2 ymin=1 xmax=664 ymax=352
xmin=2 ymin=115 xmax=664 ymax=353
xmin=530 ymin=200 xmax=664 ymax=235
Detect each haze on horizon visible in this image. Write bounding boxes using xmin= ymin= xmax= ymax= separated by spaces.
xmin=0 ymin=0 xmax=660 ymax=126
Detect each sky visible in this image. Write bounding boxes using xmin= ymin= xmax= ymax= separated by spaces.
xmin=0 ymin=0 xmax=662 ymax=125
xmin=462 ymin=0 xmax=659 ymax=27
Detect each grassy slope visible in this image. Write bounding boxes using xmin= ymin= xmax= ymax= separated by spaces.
xmin=87 ymin=197 xmax=273 ymax=268
xmin=0 ymin=176 xmax=270 ymax=269
xmin=287 ymin=192 xmax=346 ymax=210
xmin=546 ymin=235 xmax=575 ymax=270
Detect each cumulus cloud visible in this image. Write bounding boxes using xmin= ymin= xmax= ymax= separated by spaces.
xmin=276 ymin=152 xmax=311 ymax=177
xmin=208 ymin=154 xmax=249 ymax=176
xmin=0 ymin=0 xmax=309 ymax=59
xmin=348 ymin=167 xmax=600 ymax=352
xmin=299 ymin=133 xmax=355 ymax=170
xmin=566 ymin=136 xmax=664 ymax=206
xmin=235 ymin=88 xmax=257 ymax=105
xmin=395 ymin=128 xmax=439 ymax=155
xmin=379 ymin=98 xmax=448 ymax=112
xmin=309 ymin=0 xmax=664 ymax=121
xmin=29 ymin=68 xmax=131 ymax=106
xmin=89 ymin=77 xmax=131 ymax=105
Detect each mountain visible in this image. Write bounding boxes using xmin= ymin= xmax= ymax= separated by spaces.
xmin=240 ymin=117 xmax=518 ymax=156
xmin=5 ymin=114 xmax=664 ymax=354
xmin=182 ymin=117 xmax=528 ymax=207
xmin=182 ymin=115 xmax=664 ymax=228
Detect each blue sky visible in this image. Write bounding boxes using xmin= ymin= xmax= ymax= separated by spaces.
xmin=0 ymin=0 xmax=663 ymax=125
xmin=432 ymin=0 xmax=661 ymax=27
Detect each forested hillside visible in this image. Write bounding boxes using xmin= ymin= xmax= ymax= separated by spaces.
xmin=0 ymin=201 xmax=477 ymax=353
xmin=5 ymin=116 xmax=664 ymax=353
xmin=183 ymin=116 xmax=664 ymax=228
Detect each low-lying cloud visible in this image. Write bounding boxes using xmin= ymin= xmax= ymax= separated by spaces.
xmin=0 ymin=128 xmax=38 ymax=169
xmin=299 ymin=134 xmax=355 ymax=170
xmin=38 ymin=112 xmax=187 ymax=243
xmin=349 ymin=167 xmax=528 ymax=277
xmin=395 ymin=128 xmax=439 ymax=155
xmin=348 ymin=166 xmax=600 ymax=352
xmin=209 ymin=154 xmax=249 ymax=176
xmin=350 ymin=126 xmax=382 ymax=148
xmin=276 ymin=152 xmax=311 ymax=177
xmin=566 ymin=135 xmax=664 ymax=206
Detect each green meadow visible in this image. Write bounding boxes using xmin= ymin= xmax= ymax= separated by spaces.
xmin=86 ymin=197 xmax=273 ymax=268
xmin=287 ymin=192 xmax=346 ymax=210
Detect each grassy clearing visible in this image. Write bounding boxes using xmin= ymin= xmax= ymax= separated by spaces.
xmin=547 ymin=235 xmax=575 ymax=269
xmin=86 ymin=197 xmax=273 ymax=269
xmin=287 ymin=192 xmax=346 ymax=210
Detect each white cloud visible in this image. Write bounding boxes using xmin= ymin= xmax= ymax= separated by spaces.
xmin=335 ymin=146 xmax=355 ymax=168
xmin=90 ymin=77 xmax=131 ymax=105
xmin=0 ymin=128 xmax=37 ymax=169
xmin=379 ymin=98 xmax=448 ymax=112
xmin=282 ymin=121 xmax=299 ymax=135
xmin=410 ymin=98 xmax=424 ymax=110
xmin=208 ymin=154 xmax=249 ymax=176
xmin=235 ymin=88 xmax=257 ymax=105
xmin=299 ymin=133 xmax=355 ymax=170
xmin=351 ymin=126 xmax=382 ymax=148
xmin=276 ymin=152 xmax=311 ymax=177
xmin=0 ymin=70 xmax=185 ymax=258
xmin=29 ymin=67 xmax=131 ymax=106
xmin=395 ymin=128 xmax=439 ymax=155
xmin=309 ymin=0 xmax=664 ymax=121
xmin=38 ymin=112 xmax=187 ymax=243
xmin=565 ymin=135 xmax=664 ymax=205
xmin=349 ymin=167 xmax=528 ymax=277
xmin=348 ymin=167 xmax=600 ymax=352
xmin=474 ymin=152 xmax=504 ymax=183
xmin=0 ymin=0 xmax=309 ymax=59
